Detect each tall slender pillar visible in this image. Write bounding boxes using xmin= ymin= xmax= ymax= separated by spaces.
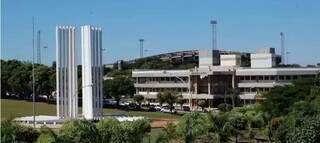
xmin=56 ymin=26 xmax=78 ymax=119
xmin=81 ymin=25 xmax=103 ymax=120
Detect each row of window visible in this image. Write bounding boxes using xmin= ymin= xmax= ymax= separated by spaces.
xmin=238 ymin=75 xmax=314 ymax=81
xmin=136 ymin=77 xmax=188 ymax=83
xmin=138 ymin=88 xmax=188 ymax=93
xmin=239 ymin=87 xmax=271 ymax=93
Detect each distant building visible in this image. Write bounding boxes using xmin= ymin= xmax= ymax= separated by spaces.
xmin=132 ymin=48 xmax=320 ymax=108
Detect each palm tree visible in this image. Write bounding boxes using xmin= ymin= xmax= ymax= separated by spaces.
xmin=155 ymin=123 xmax=178 ymax=143
xmin=133 ymin=94 xmax=144 ymax=107
xmin=205 ymin=112 xmax=233 ymax=143
xmin=176 ymin=95 xmax=185 ymax=110
xmin=157 ymin=91 xmax=179 ymax=112
xmin=228 ymin=88 xmax=240 ymax=108
xmin=176 ymin=112 xmax=208 ymax=143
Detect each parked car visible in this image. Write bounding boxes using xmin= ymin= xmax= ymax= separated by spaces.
xmin=182 ymin=106 xmax=190 ymax=111
xmin=155 ymin=105 xmax=162 ymax=111
xmin=160 ymin=106 xmax=177 ymax=113
xmin=148 ymin=105 xmax=157 ymax=112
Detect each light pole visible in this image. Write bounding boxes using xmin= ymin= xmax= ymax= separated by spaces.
xmin=43 ymin=46 xmax=48 ymax=65
xmin=32 ymin=17 xmax=36 ymax=128
xmin=210 ymin=20 xmax=217 ymax=50
xmin=139 ymin=39 xmax=144 ymax=58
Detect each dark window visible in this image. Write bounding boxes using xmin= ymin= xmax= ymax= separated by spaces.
xmin=245 ymin=76 xmax=250 ymax=80
xmin=258 ymin=76 xmax=264 ymax=80
xmin=265 ymin=76 xmax=270 ymax=80
xmin=293 ymin=75 xmax=298 ymax=80
xmin=270 ymin=76 xmax=276 ymax=80
xmin=285 ymin=76 xmax=291 ymax=80
xmin=240 ymin=76 xmax=245 ymax=80
xmin=279 ymin=76 xmax=285 ymax=80
xmin=251 ymin=76 xmax=256 ymax=80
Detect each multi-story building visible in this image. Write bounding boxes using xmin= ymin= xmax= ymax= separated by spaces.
xmin=132 ymin=48 xmax=320 ymax=108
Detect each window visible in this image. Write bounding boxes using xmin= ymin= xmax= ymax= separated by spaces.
xmin=251 ymin=88 xmax=256 ymax=92
xmin=270 ymin=76 xmax=276 ymax=80
xmin=258 ymin=76 xmax=264 ymax=80
xmin=245 ymin=76 xmax=250 ymax=80
xmin=265 ymin=76 xmax=270 ymax=80
xmin=251 ymin=76 xmax=256 ymax=80
xmin=285 ymin=76 xmax=291 ymax=80
xmin=293 ymin=75 xmax=298 ymax=80
xmin=279 ymin=75 xmax=285 ymax=80
xmin=240 ymin=76 xmax=245 ymax=80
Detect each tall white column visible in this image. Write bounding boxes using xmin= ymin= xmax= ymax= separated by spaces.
xmin=56 ymin=26 xmax=78 ymax=119
xmin=81 ymin=25 xmax=103 ymax=120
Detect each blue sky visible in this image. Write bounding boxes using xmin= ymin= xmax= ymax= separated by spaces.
xmin=2 ymin=0 xmax=320 ymax=65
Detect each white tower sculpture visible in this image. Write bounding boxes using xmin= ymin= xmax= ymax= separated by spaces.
xmin=56 ymin=26 xmax=78 ymax=118
xmin=81 ymin=25 xmax=103 ymax=120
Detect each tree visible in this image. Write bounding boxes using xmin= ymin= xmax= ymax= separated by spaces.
xmin=106 ymin=76 xmax=135 ymax=106
xmin=261 ymin=78 xmax=314 ymax=117
xmin=197 ymin=100 xmax=207 ymax=112
xmin=157 ymin=91 xmax=179 ymax=112
xmin=176 ymin=112 xmax=208 ymax=143
xmin=228 ymin=88 xmax=240 ymax=108
xmin=133 ymin=95 xmax=144 ymax=107
xmin=176 ymin=96 xmax=186 ymax=110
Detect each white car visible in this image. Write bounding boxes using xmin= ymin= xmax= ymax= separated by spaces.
xmin=160 ymin=106 xmax=176 ymax=113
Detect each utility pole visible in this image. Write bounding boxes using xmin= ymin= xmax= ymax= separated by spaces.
xmin=210 ymin=20 xmax=217 ymax=50
xmin=32 ymin=17 xmax=36 ymax=128
xmin=280 ymin=32 xmax=285 ymax=64
xmin=139 ymin=39 xmax=144 ymax=58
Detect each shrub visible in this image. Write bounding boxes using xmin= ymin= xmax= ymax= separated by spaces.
xmin=217 ymin=103 xmax=233 ymax=112
xmin=59 ymin=119 xmax=99 ymax=143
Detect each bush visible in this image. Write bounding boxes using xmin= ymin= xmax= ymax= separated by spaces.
xmin=1 ymin=119 xmax=39 ymax=143
xmin=59 ymin=119 xmax=99 ymax=143
xmin=218 ymin=103 xmax=233 ymax=112
xmin=97 ymin=118 xmax=151 ymax=143
xmin=228 ymin=113 xmax=247 ymax=130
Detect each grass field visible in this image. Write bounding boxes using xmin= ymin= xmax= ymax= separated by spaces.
xmin=1 ymin=99 xmax=180 ymax=120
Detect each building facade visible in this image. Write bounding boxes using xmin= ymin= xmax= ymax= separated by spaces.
xmin=56 ymin=26 xmax=78 ymax=118
xmin=81 ymin=25 xmax=103 ymax=120
xmin=132 ymin=48 xmax=320 ymax=108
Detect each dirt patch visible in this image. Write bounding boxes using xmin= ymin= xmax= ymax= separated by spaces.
xmin=150 ymin=118 xmax=177 ymax=128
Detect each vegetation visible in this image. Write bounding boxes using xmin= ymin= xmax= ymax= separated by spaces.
xmin=157 ymin=91 xmax=180 ymax=112
xmin=1 ymin=99 xmax=180 ymax=120
xmin=1 ymin=60 xmax=55 ymax=101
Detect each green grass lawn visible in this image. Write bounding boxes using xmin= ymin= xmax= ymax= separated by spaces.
xmin=1 ymin=99 xmax=180 ymax=120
